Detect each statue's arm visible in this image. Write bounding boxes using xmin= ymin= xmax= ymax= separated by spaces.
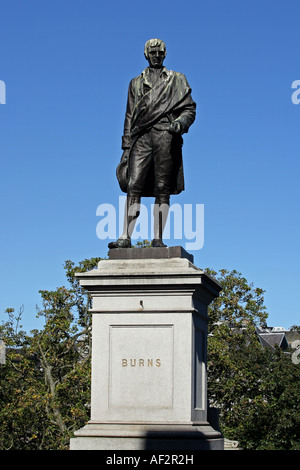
xmin=170 ymin=74 xmax=196 ymax=134
xmin=122 ymin=80 xmax=135 ymax=150
xmin=174 ymin=94 xmax=196 ymax=134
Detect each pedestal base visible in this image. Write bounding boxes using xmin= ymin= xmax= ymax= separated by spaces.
xmin=70 ymin=422 xmax=224 ymax=450
xmin=70 ymin=248 xmax=223 ymax=451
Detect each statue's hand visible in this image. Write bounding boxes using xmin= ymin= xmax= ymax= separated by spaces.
xmin=169 ymin=121 xmax=181 ymax=135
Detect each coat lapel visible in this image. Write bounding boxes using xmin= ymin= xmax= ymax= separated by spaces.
xmin=131 ymin=68 xmax=180 ymax=136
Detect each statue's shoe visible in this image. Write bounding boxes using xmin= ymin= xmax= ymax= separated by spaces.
xmin=108 ymin=238 xmax=132 ymax=249
xmin=151 ymin=239 xmax=167 ymax=248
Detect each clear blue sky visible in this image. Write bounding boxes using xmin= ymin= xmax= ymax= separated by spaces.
xmin=0 ymin=0 xmax=299 ymax=331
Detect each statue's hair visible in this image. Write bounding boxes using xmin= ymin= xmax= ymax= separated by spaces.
xmin=144 ymin=38 xmax=166 ymax=59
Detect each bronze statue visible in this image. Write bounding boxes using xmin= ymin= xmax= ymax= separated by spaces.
xmin=108 ymin=39 xmax=196 ymax=249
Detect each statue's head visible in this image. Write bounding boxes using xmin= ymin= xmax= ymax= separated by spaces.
xmin=144 ymin=38 xmax=166 ymax=68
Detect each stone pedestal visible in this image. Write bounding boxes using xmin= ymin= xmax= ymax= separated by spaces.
xmin=70 ymin=247 xmax=224 ymax=450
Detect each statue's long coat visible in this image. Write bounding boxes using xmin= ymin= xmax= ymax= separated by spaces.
xmin=118 ymin=67 xmax=196 ymax=196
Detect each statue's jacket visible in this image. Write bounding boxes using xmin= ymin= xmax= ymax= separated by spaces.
xmin=120 ymin=67 xmax=196 ymax=196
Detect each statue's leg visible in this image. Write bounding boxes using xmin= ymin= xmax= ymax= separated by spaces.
xmin=152 ymin=129 xmax=173 ymax=247
xmin=123 ymin=195 xmax=141 ymax=239
xmin=152 ymin=195 xmax=170 ymax=247
xmin=109 ymin=134 xmax=152 ymax=249
xmin=108 ymin=195 xmax=141 ymax=249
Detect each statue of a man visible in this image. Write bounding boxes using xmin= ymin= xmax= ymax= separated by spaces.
xmin=108 ymin=38 xmax=196 ymax=249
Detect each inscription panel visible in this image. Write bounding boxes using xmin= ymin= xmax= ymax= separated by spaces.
xmin=109 ymin=324 xmax=174 ymax=409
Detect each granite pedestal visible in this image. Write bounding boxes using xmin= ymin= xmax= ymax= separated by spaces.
xmin=70 ymin=247 xmax=223 ymax=450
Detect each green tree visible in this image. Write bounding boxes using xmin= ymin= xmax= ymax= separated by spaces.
xmin=0 ymin=257 xmax=101 ymax=450
xmin=206 ymin=268 xmax=300 ymax=450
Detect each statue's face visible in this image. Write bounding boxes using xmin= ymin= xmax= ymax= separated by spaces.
xmin=147 ymin=46 xmax=166 ymax=68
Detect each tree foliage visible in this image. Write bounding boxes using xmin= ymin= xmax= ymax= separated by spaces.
xmin=206 ymin=268 xmax=300 ymax=450
xmin=0 ymin=260 xmax=299 ymax=449
xmin=0 ymin=257 xmax=101 ymax=450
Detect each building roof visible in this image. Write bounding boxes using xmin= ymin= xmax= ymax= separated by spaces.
xmin=257 ymin=332 xmax=289 ymax=350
